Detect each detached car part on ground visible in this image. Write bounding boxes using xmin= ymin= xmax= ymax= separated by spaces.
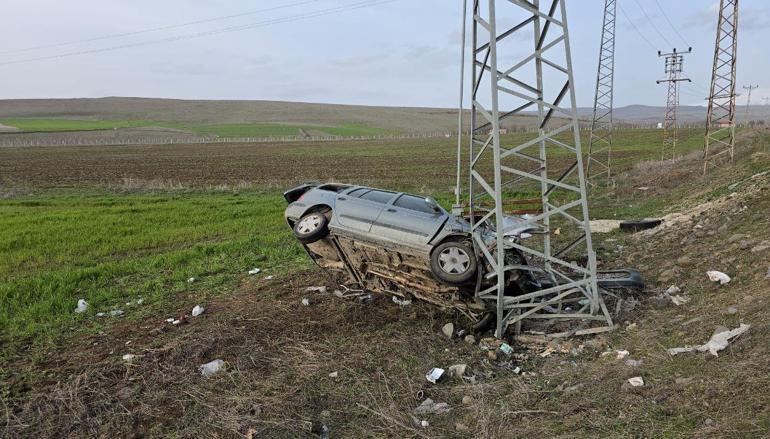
xmin=284 ymin=183 xmax=644 ymax=329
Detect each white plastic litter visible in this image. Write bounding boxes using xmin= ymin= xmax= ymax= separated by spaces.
xmin=110 ymin=309 xmax=124 ymax=317
xmin=426 ymin=367 xmax=445 ymax=384
xmin=191 ymin=305 xmax=205 ymax=317
xmin=616 ymin=350 xmax=630 ymax=360
xmin=265 ymin=275 xmax=275 ymax=280
xmin=499 ymin=343 xmax=514 ymax=355
xmin=248 ymin=268 xmax=261 ymax=275
xmin=668 ymin=324 xmax=750 ymax=357
xmin=628 ymin=377 xmax=644 ymax=387
xmin=74 ymin=299 xmax=88 ymax=314
xmin=187 ymin=277 xmax=196 ymax=283
xmin=165 ymin=318 xmax=175 ymax=323
xmin=329 ymin=371 xmax=339 ymax=378
xmin=670 ymin=295 xmax=690 ymax=306
xmin=136 ymin=298 xmax=144 ymax=305
xmin=96 ymin=312 xmax=106 ymax=317
xmin=447 ymin=364 xmax=467 ymax=378
xmin=625 ymin=359 xmax=644 ymax=367
xmin=199 ymin=359 xmax=225 ymax=377
xmin=306 ymin=286 xmax=327 ymax=293
xmin=707 ymin=270 xmax=731 ymax=285
xmin=122 ymin=354 xmax=137 ymax=362
xmin=391 ymin=296 xmax=412 ymax=306
xmin=665 ymin=285 xmax=681 ymax=295
xmin=301 ymin=298 xmax=310 ymax=306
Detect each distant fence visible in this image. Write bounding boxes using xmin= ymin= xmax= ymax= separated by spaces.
xmin=0 ymin=123 xmax=737 ymax=148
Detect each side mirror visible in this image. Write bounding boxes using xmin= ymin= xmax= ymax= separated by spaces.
xmin=425 ymin=197 xmax=442 ymax=214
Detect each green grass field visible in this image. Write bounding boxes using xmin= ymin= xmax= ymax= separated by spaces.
xmin=0 ymin=118 xmax=394 ymax=138
xmin=0 ymin=190 xmax=309 ymax=351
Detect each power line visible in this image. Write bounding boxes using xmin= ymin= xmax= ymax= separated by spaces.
xmin=0 ymin=0 xmax=325 ymax=55
xmin=653 ymin=0 xmax=691 ymax=47
xmin=632 ymin=0 xmax=673 ymax=48
xmin=0 ymin=0 xmax=397 ymax=66
xmin=618 ymin=3 xmax=656 ymax=52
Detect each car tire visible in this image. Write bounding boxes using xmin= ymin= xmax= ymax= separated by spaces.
xmin=430 ymin=241 xmax=477 ymax=286
xmin=293 ymin=212 xmax=330 ymax=244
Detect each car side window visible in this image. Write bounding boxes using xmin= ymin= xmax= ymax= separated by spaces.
xmin=359 ymin=190 xmax=396 ymax=204
xmin=394 ymin=194 xmax=435 ymax=214
xmin=347 ymin=188 xmax=369 ymax=197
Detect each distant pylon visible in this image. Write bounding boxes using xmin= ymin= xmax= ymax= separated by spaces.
xmin=587 ymin=0 xmax=617 ymax=185
xmin=743 ymin=85 xmax=758 ymax=118
xmin=657 ymin=48 xmax=692 ymax=160
xmin=704 ymin=0 xmax=739 ymax=174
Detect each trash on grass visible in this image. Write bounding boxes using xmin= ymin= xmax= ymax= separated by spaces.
xmin=187 ymin=277 xmax=196 ymax=283
xmin=391 ymin=296 xmax=412 ymax=307
xmin=616 ymin=350 xmax=630 ymax=360
xmin=665 ymin=285 xmax=681 ymax=295
xmin=191 ymin=305 xmax=205 ymax=317
xmin=426 ymin=367 xmax=445 ymax=384
xmin=670 ymin=295 xmax=690 ymax=306
xmin=329 ymin=371 xmax=338 ymax=378
xmin=306 ymin=286 xmax=328 ymax=294
xmin=165 ymin=318 xmax=174 ymax=323
xmin=199 ymin=359 xmax=225 ymax=377
xmin=74 ymin=299 xmax=88 ymax=314
xmin=301 ymin=298 xmax=311 ymax=306
xmin=499 ymin=343 xmax=514 ymax=355
xmin=248 ymin=268 xmax=261 ymax=275
xmin=628 ymin=376 xmax=644 ymax=387
xmin=413 ymin=398 xmax=452 ymax=415
xmin=667 ymin=324 xmax=750 ymax=357
xmin=707 ymin=270 xmax=731 ymax=285
xmin=625 ymin=359 xmax=644 ymax=367
xmin=122 ymin=354 xmax=137 ymax=362
xmin=110 ymin=309 xmax=124 ymax=317
xmin=265 ymin=275 xmax=275 ymax=280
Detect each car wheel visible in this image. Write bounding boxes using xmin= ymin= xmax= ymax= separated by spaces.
xmin=293 ymin=212 xmax=330 ymax=244
xmin=430 ymin=241 xmax=477 ymax=285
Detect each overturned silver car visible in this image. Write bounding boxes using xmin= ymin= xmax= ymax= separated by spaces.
xmin=284 ymin=183 xmax=643 ymax=323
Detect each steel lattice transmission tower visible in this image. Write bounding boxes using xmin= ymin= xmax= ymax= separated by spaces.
xmin=743 ymin=85 xmax=758 ymax=118
xmin=587 ymin=0 xmax=617 ymax=184
xmin=465 ymin=0 xmax=609 ymax=337
xmin=704 ymin=0 xmax=739 ymax=174
xmin=657 ymin=48 xmax=691 ymax=160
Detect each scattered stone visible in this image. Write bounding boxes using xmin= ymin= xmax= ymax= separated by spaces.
xmin=441 ymin=323 xmax=455 ymax=339
xmin=705 ymin=418 xmax=713 ymax=426
xmin=751 ymin=242 xmax=770 ymax=253
xmin=464 ymin=335 xmax=476 ymax=344
xmin=487 ymin=350 xmax=498 ymax=361
xmin=628 ymin=376 xmax=644 ymax=387
xmin=414 ymin=398 xmax=451 ymax=415
xmin=306 ymin=286 xmax=327 ymax=294
xmin=110 ymin=309 xmax=124 ymax=317
xmin=199 ymin=359 xmax=225 ymax=377
xmin=455 ymin=423 xmax=469 ymax=432
xmin=675 ymin=377 xmax=694 ymax=385
xmin=766 ymin=267 xmax=770 ymax=280
xmin=677 ymin=256 xmax=692 ymax=266
xmin=462 ymin=395 xmax=473 ymax=405
xmin=191 ymin=305 xmax=204 ymax=317
xmin=725 ymin=306 xmax=738 ymax=315
xmin=616 ymin=350 xmax=630 ymax=360
xmin=626 ymin=323 xmax=638 ymax=331
xmin=658 ymin=267 xmax=679 ymax=283
xmin=116 ymin=386 xmax=134 ymax=400
xmin=665 ymin=285 xmax=681 ymax=295
xmin=728 ymin=233 xmax=746 ymax=244
xmin=625 ymin=359 xmax=644 ymax=367
xmin=447 ymin=364 xmax=467 ymax=379
xmin=739 ymin=240 xmax=753 ymax=250
xmin=74 ymin=299 xmax=88 ymax=314
xmin=717 ymin=224 xmax=729 ymax=234
xmin=122 ymin=354 xmax=137 ymax=363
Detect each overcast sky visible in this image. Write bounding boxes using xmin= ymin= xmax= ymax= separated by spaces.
xmin=1 ymin=0 xmax=768 ymax=108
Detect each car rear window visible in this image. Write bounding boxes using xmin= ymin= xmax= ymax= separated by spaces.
xmin=359 ymin=190 xmax=396 ymax=204
xmin=394 ymin=194 xmax=434 ymax=214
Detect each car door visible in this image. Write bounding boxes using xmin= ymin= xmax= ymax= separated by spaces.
xmin=334 ymin=188 xmax=396 ymax=234
xmin=371 ymin=193 xmax=448 ymax=246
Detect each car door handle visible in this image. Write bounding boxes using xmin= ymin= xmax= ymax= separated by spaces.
xmin=387 ymin=208 xmax=396 ymax=213
xmin=338 ymin=197 xmax=347 ymax=201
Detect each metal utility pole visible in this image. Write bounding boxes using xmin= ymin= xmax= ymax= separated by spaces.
xmin=587 ymin=0 xmax=617 ymax=184
xmin=466 ymin=0 xmax=609 ymax=337
xmin=657 ymin=48 xmax=692 ymax=160
xmin=704 ymin=0 xmax=739 ymax=174
xmin=743 ymin=85 xmax=758 ymax=118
